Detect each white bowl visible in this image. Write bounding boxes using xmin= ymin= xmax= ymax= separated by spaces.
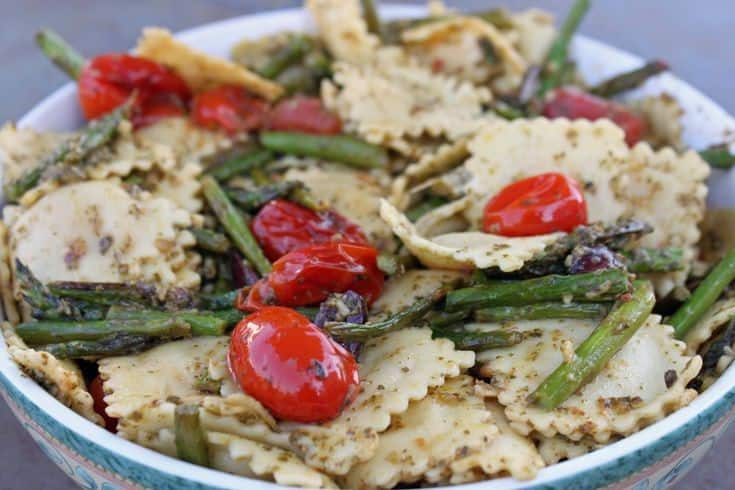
xmin=2 ymin=5 xmax=735 ymax=489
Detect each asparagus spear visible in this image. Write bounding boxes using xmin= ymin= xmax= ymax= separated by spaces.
xmin=405 ymin=195 xmax=448 ymax=222
xmin=3 ymin=100 xmax=131 ymax=203
xmin=225 ymin=181 xmax=300 ymax=211
xmin=260 ymin=132 xmax=389 ymax=169
xmin=37 ymin=333 xmax=156 ymax=359
xmin=517 ymin=219 xmax=652 ymax=276
xmin=491 ymin=100 xmax=527 ymax=120
xmin=257 ymin=35 xmax=312 ymax=79
xmin=432 ymin=328 xmax=524 ymax=351
xmin=326 ymin=289 xmax=446 ymax=341
xmin=175 ymin=405 xmax=210 ymax=467
xmin=360 ymin=0 xmax=383 ymax=38
xmin=15 ymin=260 xmax=83 ymax=319
xmin=426 ymin=310 xmax=472 ymax=329
xmin=589 ymin=60 xmax=669 ymax=97
xmin=48 ymin=280 xmax=157 ymax=307
xmin=699 ymin=144 xmax=735 ymax=169
xmin=537 ymin=0 xmax=591 ymax=97
xmin=530 ymin=280 xmax=655 ymax=410
xmin=670 ymin=246 xmax=735 ymax=339
xmin=475 ymin=302 xmax=609 ymax=322
xmin=622 ymin=247 xmax=684 ymax=273
xmin=106 ymin=306 xmax=241 ymax=336
xmin=191 ymin=228 xmax=231 ymax=254
xmin=445 ymin=269 xmax=631 ymax=312
xmin=36 ymin=29 xmax=86 ymax=79
xmin=198 ymin=289 xmax=239 ymax=311
xmin=206 ymin=148 xmax=273 ymax=182
xmin=16 ymin=317 xmax=191 ymax=345
xmin=201 ymin=176 xmax=272 ymax=276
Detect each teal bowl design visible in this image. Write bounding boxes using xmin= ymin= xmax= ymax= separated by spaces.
xmin=2 ymin=5 xmax=735 ymax=489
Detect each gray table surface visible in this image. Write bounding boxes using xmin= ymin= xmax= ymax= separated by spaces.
xmin=0 ymin=1 xmax=733 ymax=489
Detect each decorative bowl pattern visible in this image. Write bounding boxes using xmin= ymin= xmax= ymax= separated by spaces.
xmin=2 ymin=5 xmax=735 ymax=490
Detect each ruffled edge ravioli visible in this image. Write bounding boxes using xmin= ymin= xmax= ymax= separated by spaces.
xmin=478 ymin=316 xmax=701 ymax=442
xmin=286 ymin=328 xmax=475 ymax=476
xmin=8 ymin=180 xmax=199 ymax=291
xmin=321 ymin=47 xmax=491 ymax=156
xmin=1 ymin=322 xmax=103 ymax=426
xmin=344 ymin=376 xmax=498 ymax=489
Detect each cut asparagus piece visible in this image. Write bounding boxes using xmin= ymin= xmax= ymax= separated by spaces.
xmin=191 ymin=228 xmax=232 ymax=254
xmin=530 ymin=280 xmax=656 ymax=410
xmin=516 ymin=219 xmax=652 ymax=276
xmin=225 ymin=181 xmax=300 ymax=211
xmin=589 ymin=60 xmax=669 ymax=97
xmin=106 ymin=306 xmax=241 ymax=336
xmin=48 ymin=281 xmax=158 ymax=307
xmin=37 ymin=333 xmax=156 ymax=359
xmin=3 ymin=100 xmax=131 ymax=203
xmin=475 ymin=302 xmax=609 ymax=322
xmin=35 ymin=29 xmax=86 ymax=80
xmin=537 ymin=0 xmax=591 ymax=96
xmin=445 ymin=270 xmax=632 ymax=312
xmin=622 ymin=247 xmax=685 ymax=273
xmin=16 ymin=317 xmax=191 ymax=345
xmin=670 ymin=246 xmax=735 ymax=339
xmin=260 ymin=131 xmax=389 ymax=169
xmin=257 ymin=35 xmax=312 ymax=79
xmin=326 ymin=289 xmax=446 ymax=341
xmin=206 ymin=148 xmax=273 ymax=181
xmin=360 ymin=0 xmax=383 ymax=38
xmin=201 ymin=176 xmax=272 ymax=276
xmin=426 ymin=310 xmax=472 ymax=329
xmin=15 ymin=260 xmax=83 ymax=319
xmin=405 ymin=196 xmax=449 ymax=222
xmin=198 ymin=290 xmax=239 ymax=311
xmin=432 ymin=328 xmax=524 ymax=351
xmin=699 ymin=144 xmax=735 ymax=169
xmin=175 ymin=405 xmax=210 ymax=467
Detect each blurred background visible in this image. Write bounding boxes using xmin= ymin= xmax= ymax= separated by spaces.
xmin=0 ymin=0 xmax=733 ymax=488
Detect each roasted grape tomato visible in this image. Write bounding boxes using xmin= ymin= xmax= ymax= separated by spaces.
xmin=78 ymin=53 xmax=191 ymax=122
xmin=483 ymin=172 xmax=587 ymax=237
xmin=265 ymin=96 xmax=342 ymax=134
xmin=191 ymin=85 xmax=269 ymax=133
xmin=238 ymin=242 xmax=384 ymax=311
xmin=228 ymin=306 xmax=359 ymax=423
xmin=251 ymin=199 xmax=368 ymax=261
xmin=542 ymin=87 xmax=647 ymax=146
xmin=89 ymin=375 xmax=118 ymax=432
xmin=130 ymin=92 xmax=188 ymax=128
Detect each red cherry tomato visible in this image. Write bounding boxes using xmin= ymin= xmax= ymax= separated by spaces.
xmin=238 ymin=242 xmax=384 ymax=311
xmin=78 ymin=53 xmax=191 ymax=125
xmin=88 ymin=375 xmax=118 ymax=432
xmin=265 ymin=96 xmax=342 ymax=134
xmin=191 ymin=85 xmax=269 ymax=134
xmin=228 ymin=306 xmax=359 ymax=423
xmin=542 ymin=87 xmax=647 ymax=146
xmin=131 ymin=92 xmax=188 ymax=128
xmin=251 ymin=199 xmax=368 ymax=261
xmin=483 ymin=172 xmax=588 ymax=237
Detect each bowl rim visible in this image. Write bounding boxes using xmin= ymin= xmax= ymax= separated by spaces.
xmin=3 ymin=4 xmax=735 ymax=489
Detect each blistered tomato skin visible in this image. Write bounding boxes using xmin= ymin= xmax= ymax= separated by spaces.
xmin=228 ymin=307 xmax=360 ymax=423
xmin=251 ymin=199 xmax=368 ymax=261
xmin=88 ymin=375 xmax=118 ymax=432
xmin=78 ymin=53 xmax=191 ymax=127
xmin=265 ymin=96 xmax=342 ymax=134
xmin=542 ymin=87 xmax=647 ymax=146
xmin=191 ymin=85 xmax=270 ymax=133
xmin=483 ymin=172 xmax=588 ymax=237
xmin=238 ymin=242 xmax=384 ymax=311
